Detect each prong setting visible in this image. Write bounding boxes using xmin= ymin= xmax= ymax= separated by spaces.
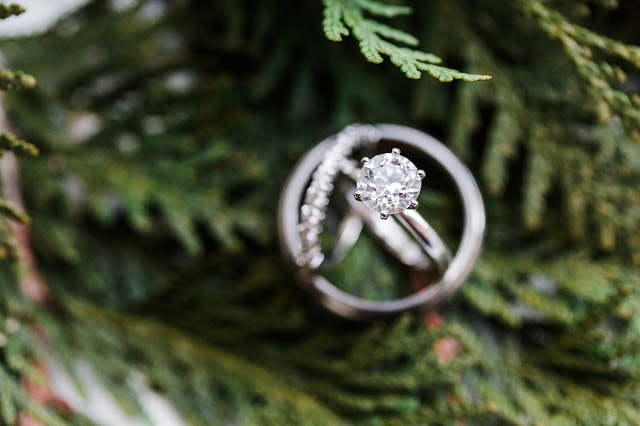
xmin=409 ymin=200 xmax=419 ymax=209
xmin=361 ymin=157 xmax=370 ymax=164
xmin=417 ymin=169 xmax=426 ymax=179
xmin=380 ymin=212 xmax=389 ymax=220
xmin=356 ymin=151 xmax=422 ymax=216
xmin=353 ymin=190 xmax=364 ymax=201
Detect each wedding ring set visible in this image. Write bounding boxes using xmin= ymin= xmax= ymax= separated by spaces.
xmin=278 ymin=124 xmax=485 ymax=320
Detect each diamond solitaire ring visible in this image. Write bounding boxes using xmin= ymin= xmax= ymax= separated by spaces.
xmin=334 ymin=146 xmax=452 ymax=276
xmin=279 ymin=124 xmax=485 ymax=320
xmin=354 ymin=148 xmax=424 ymax=220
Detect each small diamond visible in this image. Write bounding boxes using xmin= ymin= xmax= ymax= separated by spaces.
xmin=356 ymin=151 xmax=421 ymax=215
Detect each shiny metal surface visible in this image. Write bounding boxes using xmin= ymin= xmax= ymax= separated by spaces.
xmin=343 ymin=185 xmax=450 ymax=274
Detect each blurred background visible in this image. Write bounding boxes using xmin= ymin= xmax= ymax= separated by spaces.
xmin=0 ymin=0 xmax=639 ymax=425
xmin=2 ymin=3 xmax=183 ymax=425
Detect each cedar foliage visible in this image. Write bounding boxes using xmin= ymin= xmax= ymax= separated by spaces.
xmin=0 ymin=2 xmax=36 ymax=262
xmin=1 ymin=0 xmax=640 ymax=424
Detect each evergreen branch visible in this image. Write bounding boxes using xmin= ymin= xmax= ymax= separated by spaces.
xmin=0 ymin=367 xmax=68 ymax=426
xmin=0 ymin=132 xmax=38 ymax=156
xmin=322 ymin=0 xmax=491 ymax=81
xmin=0 ymin=3 xmax=24 ymax=20
xmin=0 ymin=275 xmax=81 ymax=426
xmin=59 ymin=299 xmax=343 ymax=425
xmin=448 ymin=21 xmax=640 ymax=261
xmin=520 ymin=0 xmax=640 ymax=141
xmin=357 ymin=0 xmax=411 ymax=18
xmin=0 ymin=69 xmax=36 ymax=91
xmin=322 ymin=0 xmax=349 ymax=41
xmin=418 ymin=63 xmax=493 ymax=83
xmin=0 ymin=198 xmax=29 ymax=224
xmin=523 ymin=0 xmax=640 ymax=67
xmin=0 ymin=243 xmax=16 ymax=260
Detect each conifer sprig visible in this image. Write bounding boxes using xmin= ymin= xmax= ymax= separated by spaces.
xmin=0 ymin=198 xmax=29 ymax=224
xmin=0 ymin=69 xmax=36 ymax=91
xmin=0 ymin=3 xmax=24 ymax=20
xmin=521 ymin=0 xmax=640 ymax=141
xmin=0 ymin=10 xmax=36 ymax=264
xmin=322 ymin=0 xmax=491 ymax=81
xmin=0 ymin=132 xmax=38 ymax=156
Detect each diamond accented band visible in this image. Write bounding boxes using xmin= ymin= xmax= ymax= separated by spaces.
xmin=296 ymin=124 xmax=380 ymax=268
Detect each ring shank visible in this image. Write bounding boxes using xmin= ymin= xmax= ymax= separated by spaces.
xmin=396 ymin=209 xmax=452 ymax=276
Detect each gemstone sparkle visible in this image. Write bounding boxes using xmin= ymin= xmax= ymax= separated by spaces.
xmin=356 ymin=151 xmax=421 ymax=215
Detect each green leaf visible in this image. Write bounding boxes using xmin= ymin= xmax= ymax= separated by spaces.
xmin=322 ymin=0 xmax=492 ymax=81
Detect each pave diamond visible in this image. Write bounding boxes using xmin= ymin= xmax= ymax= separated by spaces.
xmin=356 ymin=152 xmax=421 ymax=215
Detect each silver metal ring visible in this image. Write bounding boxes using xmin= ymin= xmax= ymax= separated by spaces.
xmin=279 ymin=124 xmax=485 ymax=320
xmin=338 ymin=157 xmax=451 ymax=274
xmin=342 ymin=184 xmax=451 ymax=274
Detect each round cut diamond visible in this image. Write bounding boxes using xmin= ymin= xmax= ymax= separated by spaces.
xmin=357 ymin=152 xmax=421 ymax=215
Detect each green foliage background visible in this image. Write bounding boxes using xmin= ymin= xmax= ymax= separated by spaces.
xmin=1 ymin=0 xmax=640 ymax=424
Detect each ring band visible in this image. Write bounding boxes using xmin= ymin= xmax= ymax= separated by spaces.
xmin=279 ymin=124 xmax=485 ymax=320
xmin=295 ymin=124 xmax=379 ymax=269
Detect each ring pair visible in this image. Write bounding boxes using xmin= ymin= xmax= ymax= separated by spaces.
xmin=279 ymin=124 xmax=485 ymax=320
